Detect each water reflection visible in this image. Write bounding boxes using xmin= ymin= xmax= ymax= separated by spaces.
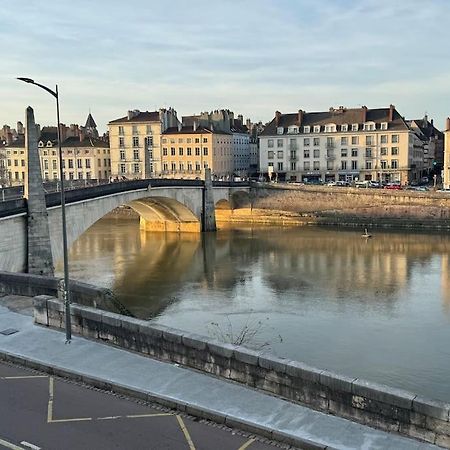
xmin=65 ymin=219 xmax=450 ymax=401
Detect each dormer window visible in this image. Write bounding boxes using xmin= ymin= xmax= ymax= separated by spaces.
xmin=277 ymin=127 xmax=284 ymax=135
xmin=313 ymin=125 xmax=321 ymax=133
xmin=325 ymin=124 xmax=336 ymax=133
xmin=46 ymin=141 xmax=52 ymax=147
xmin=341 ymin=124 xmax=348 ymax=132
xmin=287 ymin=126 xmax=298 ymax=134
xmin=364 ymin=122 xmax=375 ymax=131
xmin=352 ymin=123 xmax=359 ymax=131
xmin=380 ymin=122 xmax=388 ymax=130
xmin=38 ymin=141 xmax=44 ymax=147
xmin=303 ymin=126 xmax=310 ymax=133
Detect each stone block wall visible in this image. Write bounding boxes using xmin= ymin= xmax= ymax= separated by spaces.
xmin=34 ymin=295 xmax=450 ymax=448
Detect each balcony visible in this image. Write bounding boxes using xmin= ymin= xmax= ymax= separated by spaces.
xmin=289 ymin=152 xmax=298 ymax=161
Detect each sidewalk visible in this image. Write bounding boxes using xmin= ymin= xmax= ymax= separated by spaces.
xmin=0 ymin=303 xmax=441 ymax=450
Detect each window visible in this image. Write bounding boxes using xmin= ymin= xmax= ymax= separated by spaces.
xmin=290 ymin=162 xmax=296 ymax=170
xmin=119 ymin=137 xmax=124 ymax=148
xmin=187 ymin=138 xmax=192 ymax=143
xmin=52 ymin=160 xmax=57 ymax=170
xmin=277 ymin=162 xmax=284 ymax=171
xmin=85 ymin=159 xmax=91 ymax=169
xmin=365 ymin=148 xmax=372 ymax=157
xmin=277 ymin=139 xmax=283 ymax=148
xmin=304 ymin=138 xmax=310 ymax=146
xmin=287 ymin=126 xmax=298 ymax=134
xmin=187 ymin=162 xmax=193 ymax=170
xmin=341 ymin=148 xmax=348 ymax=157
xmin=313 ymin=125 xmax=321 ymax=133
xmin=77 ymin=159 xmax=83 ymax=168
xmin=391 ymin=147 xmax=399 ymax=156
xmin=341 ymin=124 xmax=348 ymax=132
xmin=187 ymin=147 xmax=192 ymax=156
xmin=195 ymin=147 xmax=200 ymax=156
xmin=171 ymin=162 xmax=176 ymax=171
xmin=132 ymin=125 xmax=138 ymax=135
xmin=313 ymin=137 xmax=320 ymax=146
xmin=304 ymin=149 xmax=310 ymax=158
xmin=313 ymin=161 xmax=320 ymax=170
xmin=195 ymin=138 xmax=200 ymax=143
xmin=303 ymin=126 xmax=310 ymax=133
xmin=277 ymin=127 xmax=284 ymax=135
xmin=364 ymin=123 xmax=375 ymax=131
xmin=146 ymin=125 xmax=152 ymax=134
xmin=68 ymin=159 xmax=74 ymax=169
xmin=341 ymin=137 xmax=348 ymax=145
xmin=120 ymin=163 xmax=126 ymax=174
xmin=163 ymin=148 xmax=168 ymax=156
xmin=365 ymin=136 xmax=373 ymax=145
xmin=118 ymin=126 xmax=124 ymax=135
xmin=171 ymin=147 xmax=176 ymax=156
xmin=275 ymin=150 xmax=283 ymax=159
xmin=380 ymin=122 xmax=388 ymax=130
xmin=365 ymin=161 xmax=372 ymax=169
xmin=179 ymin=163 xmax=184 ymax=171
xmin=179 ymin=148 xmax=183 ymax=156
xmin=327 ymin=161 xmax=334 ymax=170
xmin=351 ymin=160 xmax=358 ymax=170
xmin=351 ymin=148 xmax=358 ymax=157
xmin=392 ymin=135 xmax=399 ymax=143
xmin=304 ymin=161 xmax=310 ymax=170
xmin=163 ymin=163 xmax=168 ymax=171
xmin=268 ymin=139 xmax=274 ymax=148
xmin=380 ymin=147 xmax=388 ymax=156
xmin=352 ymin=124 xmax=359 ymax=131
xmin=313 ymin=149 xmax=320 ymax=158
xmin=195 ymin=161 xmax=201 ymax=171
xmin=133 ymin=149 xmax=139 ymax=160
xmin=381 ymin=135 xmax=388 ymax=144
xmin=132 ymin=137 xmax=139 ymax=147
xmin=341 ymin=161 xmax=347 ymax=170
xmin=325 ymin=124 xmax=336 ymax=133
xmin=381 ymin=160 xmax=387 ymax=169
xmin=203 ymin=147 xmax=208 ymax=156
xmin=145 ymin=136 xmax=153 ymax=147
xmin=203 ymin=137 xmax=208 ymax=143
xmin=391 ymin=160 xmax=398 ymax=169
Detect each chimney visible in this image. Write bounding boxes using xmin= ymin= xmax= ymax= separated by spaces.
xmin=297 ymin=109 xmax=304 ymax=127
xmin=177 ymin=122 xmax=182 ymax=132
xmin=275 ymin=111 xmax=281 ymax=126
xmin=446 ymin=117 xmax=450 ymax=132
xmin=388 ymin=104 xmax=395 ymax=122
xmin=79 ymin=130 xmax=85 ymax=142
xmin=127 ymin=110 xmax=133 ymax=120
xmin=361 ymin=106 xmax=368 ymax=123
xmin=193 ymin=121 xmax=198 ymax=132
xmin=431 ymin=119 xmax=434 ymax=127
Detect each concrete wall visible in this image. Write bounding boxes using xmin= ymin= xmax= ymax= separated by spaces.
xmin=252 ymin=184 xmax=450 ymax=228
xmin=34 ymin=296 xmax=450 ymax=448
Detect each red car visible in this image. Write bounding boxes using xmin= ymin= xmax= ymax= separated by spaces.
xmin=384 ymin=183 xmax=402 ymax=190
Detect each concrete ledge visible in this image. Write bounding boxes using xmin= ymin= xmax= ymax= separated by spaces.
xmin=34 ymin=297 xmax=450 ymax=448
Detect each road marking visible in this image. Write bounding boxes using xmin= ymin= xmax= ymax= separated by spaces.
xmin=47 ymin=377 xmax=54 ymax=423
xmin=238 ymin=438 xmax=256 ymax=450
xmin=50 ymin=417 xmax=93 ymax=423
xmin=97 ymin=416 xmax=121 ymax=421
xmin=176 ymin=415 xmax=196 ymax=450
xmin=20 ymin=442 xmax=41 ymax=450
xmin=2 ymin=376 xmax=47 ymax=380
xmin=0 ymin=437 xmax=25 ymax=450
xmin=125 ymin=413 xmax=173 ymax=419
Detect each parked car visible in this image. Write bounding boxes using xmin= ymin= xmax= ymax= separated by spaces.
xmin=368 ymin=181 xmax=381 ymax=188
xmin=384 ymin=183 xmax=402 ymax=190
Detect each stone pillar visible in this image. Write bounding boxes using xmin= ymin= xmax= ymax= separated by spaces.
xmin=202 ymin=168 xmax=216 ymax=232
xmin=25 ymin=106 xmax=54 ymax=275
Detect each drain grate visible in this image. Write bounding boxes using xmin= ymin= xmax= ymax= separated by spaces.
xmin=0 ymin=328 xmax=19 ymax=336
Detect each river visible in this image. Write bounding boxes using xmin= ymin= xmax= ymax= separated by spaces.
xmin=59 ymin=218 xmax=450 ymax=402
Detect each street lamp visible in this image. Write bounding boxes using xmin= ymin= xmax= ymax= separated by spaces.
xmin=17 ymin=77 xmax=72 ymax=342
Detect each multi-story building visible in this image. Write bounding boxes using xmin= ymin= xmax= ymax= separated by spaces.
xmin=259 ymin=105 xmax=424 ymax=184
xmin=160 ymin=123 xmax=233 ymax=179
xmin=108 ymin=108 xmax=179 ymax=179
xmin=443 ymin=118 xmax=450 ymax=189
xmin=0 ymin=114 xmax=110 ymax=185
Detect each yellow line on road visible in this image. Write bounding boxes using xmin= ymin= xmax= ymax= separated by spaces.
xmin=47 ymin=377 xmax=54 ymax=423
xmin=0 ymin=437 xmax=25 ymax=450
xmin=176 ymin=415 xmax=196 ymax=450
xmin=238 ymin=438 xmax=256 ymax=450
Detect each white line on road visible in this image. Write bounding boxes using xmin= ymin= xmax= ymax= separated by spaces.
xmin=0 ymin=437 xmax=25 ymax=450
xmin=20 ymin=442 xmax=41 ymax=450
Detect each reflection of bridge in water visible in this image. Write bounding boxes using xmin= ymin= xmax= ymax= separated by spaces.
xmin=67 ymin=222 xmax=450 ymax=319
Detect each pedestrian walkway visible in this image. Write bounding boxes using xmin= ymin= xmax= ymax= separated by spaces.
xmin=0 ymin=304 xmax=441 ymax=450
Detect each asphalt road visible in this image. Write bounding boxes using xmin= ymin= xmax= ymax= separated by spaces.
xmin=0 ymin=361 xmax=291 ymax=450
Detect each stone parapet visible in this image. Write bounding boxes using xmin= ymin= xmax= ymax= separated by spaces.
xmin=34 ymin=295 xmax=450 ymax=448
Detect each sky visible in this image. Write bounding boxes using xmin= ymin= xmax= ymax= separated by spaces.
xmin=1 ymin=0 xmax=450 ymax=133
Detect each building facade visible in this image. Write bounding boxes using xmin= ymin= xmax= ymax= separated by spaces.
xmin=444 ymin=118 xmax=450 ymax=189
xmin=161 ymin=124 xmax=233 ymax=179
xmin=108 ymin=108 xmax=179 ymax=179
xmin=259 ymin=106 xmax=424 ymax=184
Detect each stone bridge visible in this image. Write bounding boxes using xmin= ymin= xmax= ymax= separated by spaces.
xmin=0 ymin=178 xmax=250 ymax=273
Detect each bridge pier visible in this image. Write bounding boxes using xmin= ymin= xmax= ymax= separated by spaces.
xmin=24 ymin=107 xmax=54 ymax=276
xmin=202 ymin=169 xmax=217 ymax=232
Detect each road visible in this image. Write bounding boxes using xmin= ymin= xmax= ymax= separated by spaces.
xmin=0 ymin=361 xmax=290 ymax=450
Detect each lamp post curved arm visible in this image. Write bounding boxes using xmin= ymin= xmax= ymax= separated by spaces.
xmin=17 ymin=77 xmax=72 ymax=343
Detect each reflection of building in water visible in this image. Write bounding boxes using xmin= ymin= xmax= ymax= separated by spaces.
xmin=441 ymin=254 xmax=450 ymax=312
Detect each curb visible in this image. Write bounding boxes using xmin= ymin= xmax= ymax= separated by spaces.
xmin=0 ymin=349 xmax=336 ymax=450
